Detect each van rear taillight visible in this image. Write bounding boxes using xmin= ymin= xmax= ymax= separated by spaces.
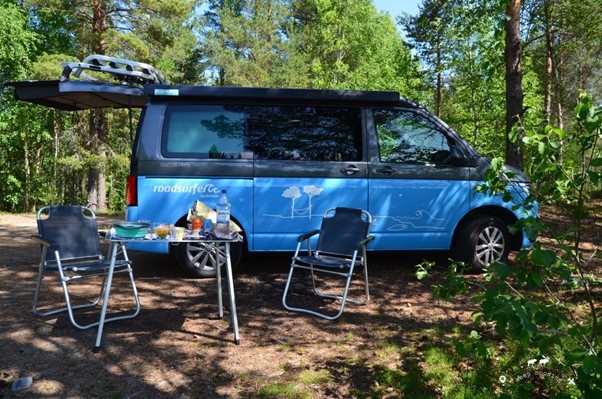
xmin=126 ymin=175 xmax=137 ymax=206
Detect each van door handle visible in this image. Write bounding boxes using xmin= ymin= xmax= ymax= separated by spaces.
xmin=340 ymin=165 xmax=360 ymax=175
xmin=375 ymin=166 xmax=396 ymax=175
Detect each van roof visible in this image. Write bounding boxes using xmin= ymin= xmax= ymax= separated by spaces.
xmin=6 ymin=55 xmax=419 ymax=110
xmin=145 ymin=85 xmax=417 ymax=107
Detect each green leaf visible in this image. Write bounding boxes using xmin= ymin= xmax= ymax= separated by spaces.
xmin=588 ymin=170 xmax=602 ymax=185
xmin=538 ymin=141 xmax=546 ymax=155
xmin=469 ymin=330 xmax=481 ymax=340
xmin=582 ymin=355 xmax=601 ymax=376
xmin=416 ymin=269 xmax=429 ymax=280
xmin=492 ymin=262 xmax=511 ymax=279
xmin=552 ymin=128 xmax=566 ymax=139
xmin=531 ymin=248 xmax=556 ymax=267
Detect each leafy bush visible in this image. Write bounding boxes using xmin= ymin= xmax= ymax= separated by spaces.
xmin=417 ymin=92 xmax=602 ymax=397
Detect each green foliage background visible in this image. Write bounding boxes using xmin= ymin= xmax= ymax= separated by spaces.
xmin=1 ymin=0 xmax=601 ymax=212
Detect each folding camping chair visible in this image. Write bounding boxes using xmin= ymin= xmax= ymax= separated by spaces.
xmin=31 ymin=205 xmax=140 ymax=331
xmin=282 ymin=207 xmax=374 ymax=320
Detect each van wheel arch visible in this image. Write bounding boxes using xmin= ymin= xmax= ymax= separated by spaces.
xmin=172 ymin=215 xmax=246 ymax=278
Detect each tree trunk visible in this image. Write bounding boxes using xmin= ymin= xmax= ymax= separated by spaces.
xmin=543 ymin=0 xmax=552 ymax=126
xmin=23 ymin=127 xmax=30 ymax=212
xmin=87 ymin=0 xmax=109 ymax=211
xmin=504 ymin=0 xmax=524 ymax=170
xmin=88 ymin=108 xmax=108 ymax=211
xmin=436 ymin=39 xmax=442 ymax=118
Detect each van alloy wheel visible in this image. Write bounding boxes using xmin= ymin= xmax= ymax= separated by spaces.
xmin=174 ymin=241 xmax=242 ymax=278
xmin=474 ymin=224 xmax=506 ymax=266
xmin=454 ymin=216 xmax=510 ymax=271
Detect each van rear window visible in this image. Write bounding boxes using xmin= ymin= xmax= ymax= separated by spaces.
xmin=162 ymin=104 xmax=362 ymax=161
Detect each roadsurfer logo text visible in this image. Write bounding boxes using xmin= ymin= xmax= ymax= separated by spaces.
xmin=152 ymin=183 xmax=220 ymax=195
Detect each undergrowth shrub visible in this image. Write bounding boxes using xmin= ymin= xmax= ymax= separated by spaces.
xmin=417 ymin=92 xmax=602 ymax=397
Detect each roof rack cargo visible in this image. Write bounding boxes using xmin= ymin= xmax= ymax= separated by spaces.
xmin=60 ymin=54 xmax=168 ymax=86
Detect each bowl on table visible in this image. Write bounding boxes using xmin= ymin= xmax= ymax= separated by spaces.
xmin=113 ymin=222 xmax=150 ymax=239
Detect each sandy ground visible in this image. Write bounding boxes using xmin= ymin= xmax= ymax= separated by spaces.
xmin=3 ymin=209 xmax=585 ymax=398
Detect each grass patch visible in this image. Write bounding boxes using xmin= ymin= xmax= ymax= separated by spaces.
xmin=257 ymin=382 xmax=311 ymax=399
xmin=255 ymin=369 xmax=330 ymax=399
xmin=298 ymin=369 xmax=331 ymax=384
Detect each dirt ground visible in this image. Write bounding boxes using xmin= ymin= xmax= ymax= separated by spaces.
xmin=0 ymin=209 xmax=598 ymax=398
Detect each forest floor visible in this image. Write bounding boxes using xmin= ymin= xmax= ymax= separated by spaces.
xmin=0 ymin=205 xmax=600 ymax=398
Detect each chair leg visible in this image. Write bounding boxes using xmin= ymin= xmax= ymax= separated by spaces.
xmin=90 ymin=246 xmax=141 ymax=327
xmin=33 ymin=251 xmax=140 ymax=330
xmin=311 ymin=263 xmax=369 ymax=305
xmin=282 ymin=264 xmax=345 ymax=320
xmin=282 ymin=262 xmax=364 ymax=321
xmin=33 ymin=250 xmax=103 ymax=319
xmin=341 ymin=248 xmax=370 ymax=305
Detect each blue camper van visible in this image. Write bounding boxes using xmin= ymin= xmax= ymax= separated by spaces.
xmin=8 ymin=55 xmax=536 ymax=277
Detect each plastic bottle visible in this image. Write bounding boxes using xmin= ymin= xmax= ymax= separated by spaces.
xmin=215 ymin=189 xmax=231 ymax=238
xmin=12 ymin=376 xmax=32 ymax=393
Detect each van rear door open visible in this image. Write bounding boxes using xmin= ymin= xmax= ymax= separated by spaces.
xmin=6 ymin=55 xmax=159 ymax=110
xmin=7 ymin=79 xmax=147 ymax=110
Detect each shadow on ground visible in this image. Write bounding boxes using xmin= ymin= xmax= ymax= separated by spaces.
xmin=0 ymin=213 xmax=475 ymax=398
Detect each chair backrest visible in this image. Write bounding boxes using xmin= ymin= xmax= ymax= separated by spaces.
xmin=37 ymin=205 xmax=102 ymax=261
xmin=316 ymin=207 xmax=371 ymax=258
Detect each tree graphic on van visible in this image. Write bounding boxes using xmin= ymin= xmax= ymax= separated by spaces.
xmin=280 ymin=185 xmax=323 ymax=219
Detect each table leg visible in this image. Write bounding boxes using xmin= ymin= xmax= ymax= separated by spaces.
xmin=224 ymin=242 xmax=240 ymax=344
xmin=216 ymin=245 xmax=223 ymax=319
xmin=94 ymin=241 xmax=118 ymax=352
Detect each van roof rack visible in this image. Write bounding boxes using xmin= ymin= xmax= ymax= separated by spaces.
xmin=60 ymin=54 xmax=168 ymax=86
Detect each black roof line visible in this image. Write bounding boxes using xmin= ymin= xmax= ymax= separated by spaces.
xmin=144 ymin=85 xmax=417 ymax=107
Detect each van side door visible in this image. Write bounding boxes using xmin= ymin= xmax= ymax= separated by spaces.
xmin=367 ymin=108 xmax=475 ymax=251
xmin=251 ymin=105 xmax=368 ymax=251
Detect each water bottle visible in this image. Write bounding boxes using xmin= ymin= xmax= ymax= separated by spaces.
xmin=215 ymin=189 xmax=231 ymax=238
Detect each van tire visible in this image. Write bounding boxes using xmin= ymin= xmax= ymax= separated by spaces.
xmin=453 ymin=216 xmax=510 ymax=271
xmin=174 ymin=241 xmax=243 ymax=278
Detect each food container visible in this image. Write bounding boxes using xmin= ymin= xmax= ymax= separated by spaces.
xmin=155 ymin=223 xmax=170 ymax=239
xmin=171 ymin=226 xmax=185 ymax=240
xmin=190 ymin=218 xmax=202 ymax=237
xmin=113 ymin=222 xmax=150 ymax=238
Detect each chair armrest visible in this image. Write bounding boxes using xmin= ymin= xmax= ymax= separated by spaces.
xmin=31 ymin=234 xmax=60 ymax=250
xmin=358 ymin=235 xmax=375 ymax=247
xmin=297 ymin=229 xmax=320 ymax=242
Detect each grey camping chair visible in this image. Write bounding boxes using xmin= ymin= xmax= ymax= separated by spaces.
xmin=31 ymin=205 xmax=140 ymax=332
xmin=282 ymin=207 xmax=374 ymax=320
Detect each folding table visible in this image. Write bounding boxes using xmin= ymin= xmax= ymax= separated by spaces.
xmin=95 ymin=236 xmax=240 ymax=352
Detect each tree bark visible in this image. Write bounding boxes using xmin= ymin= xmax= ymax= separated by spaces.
xmin=436 ymin=39 xmax=443 ymax=118
xmin=543 ymin=0 xmax=552 ymax=126
xmin=504 ymin=0 xmax=524 ymax=170
xmin=87 ymin=0 xmax=109 ymax=211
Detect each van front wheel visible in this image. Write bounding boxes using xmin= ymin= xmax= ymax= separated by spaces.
xmin=453 ymin=216 xmax=510 ymax=271
xmin=174 ymin=241 xmax=243 ymax=278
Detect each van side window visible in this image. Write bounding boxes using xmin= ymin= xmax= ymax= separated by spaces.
xmin=374 ymin=109 xmax=452 ymax=164
xmin=163 ymin=105 xmax=247 ymax=159
xmin=246 ymin=105 xmax=362 ymax=161
xmin=162 ymin=104 xmax=362 ymax=161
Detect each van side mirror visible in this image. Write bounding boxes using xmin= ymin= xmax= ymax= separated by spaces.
xmin=447 ymin=146 xmax=469 ymax=166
